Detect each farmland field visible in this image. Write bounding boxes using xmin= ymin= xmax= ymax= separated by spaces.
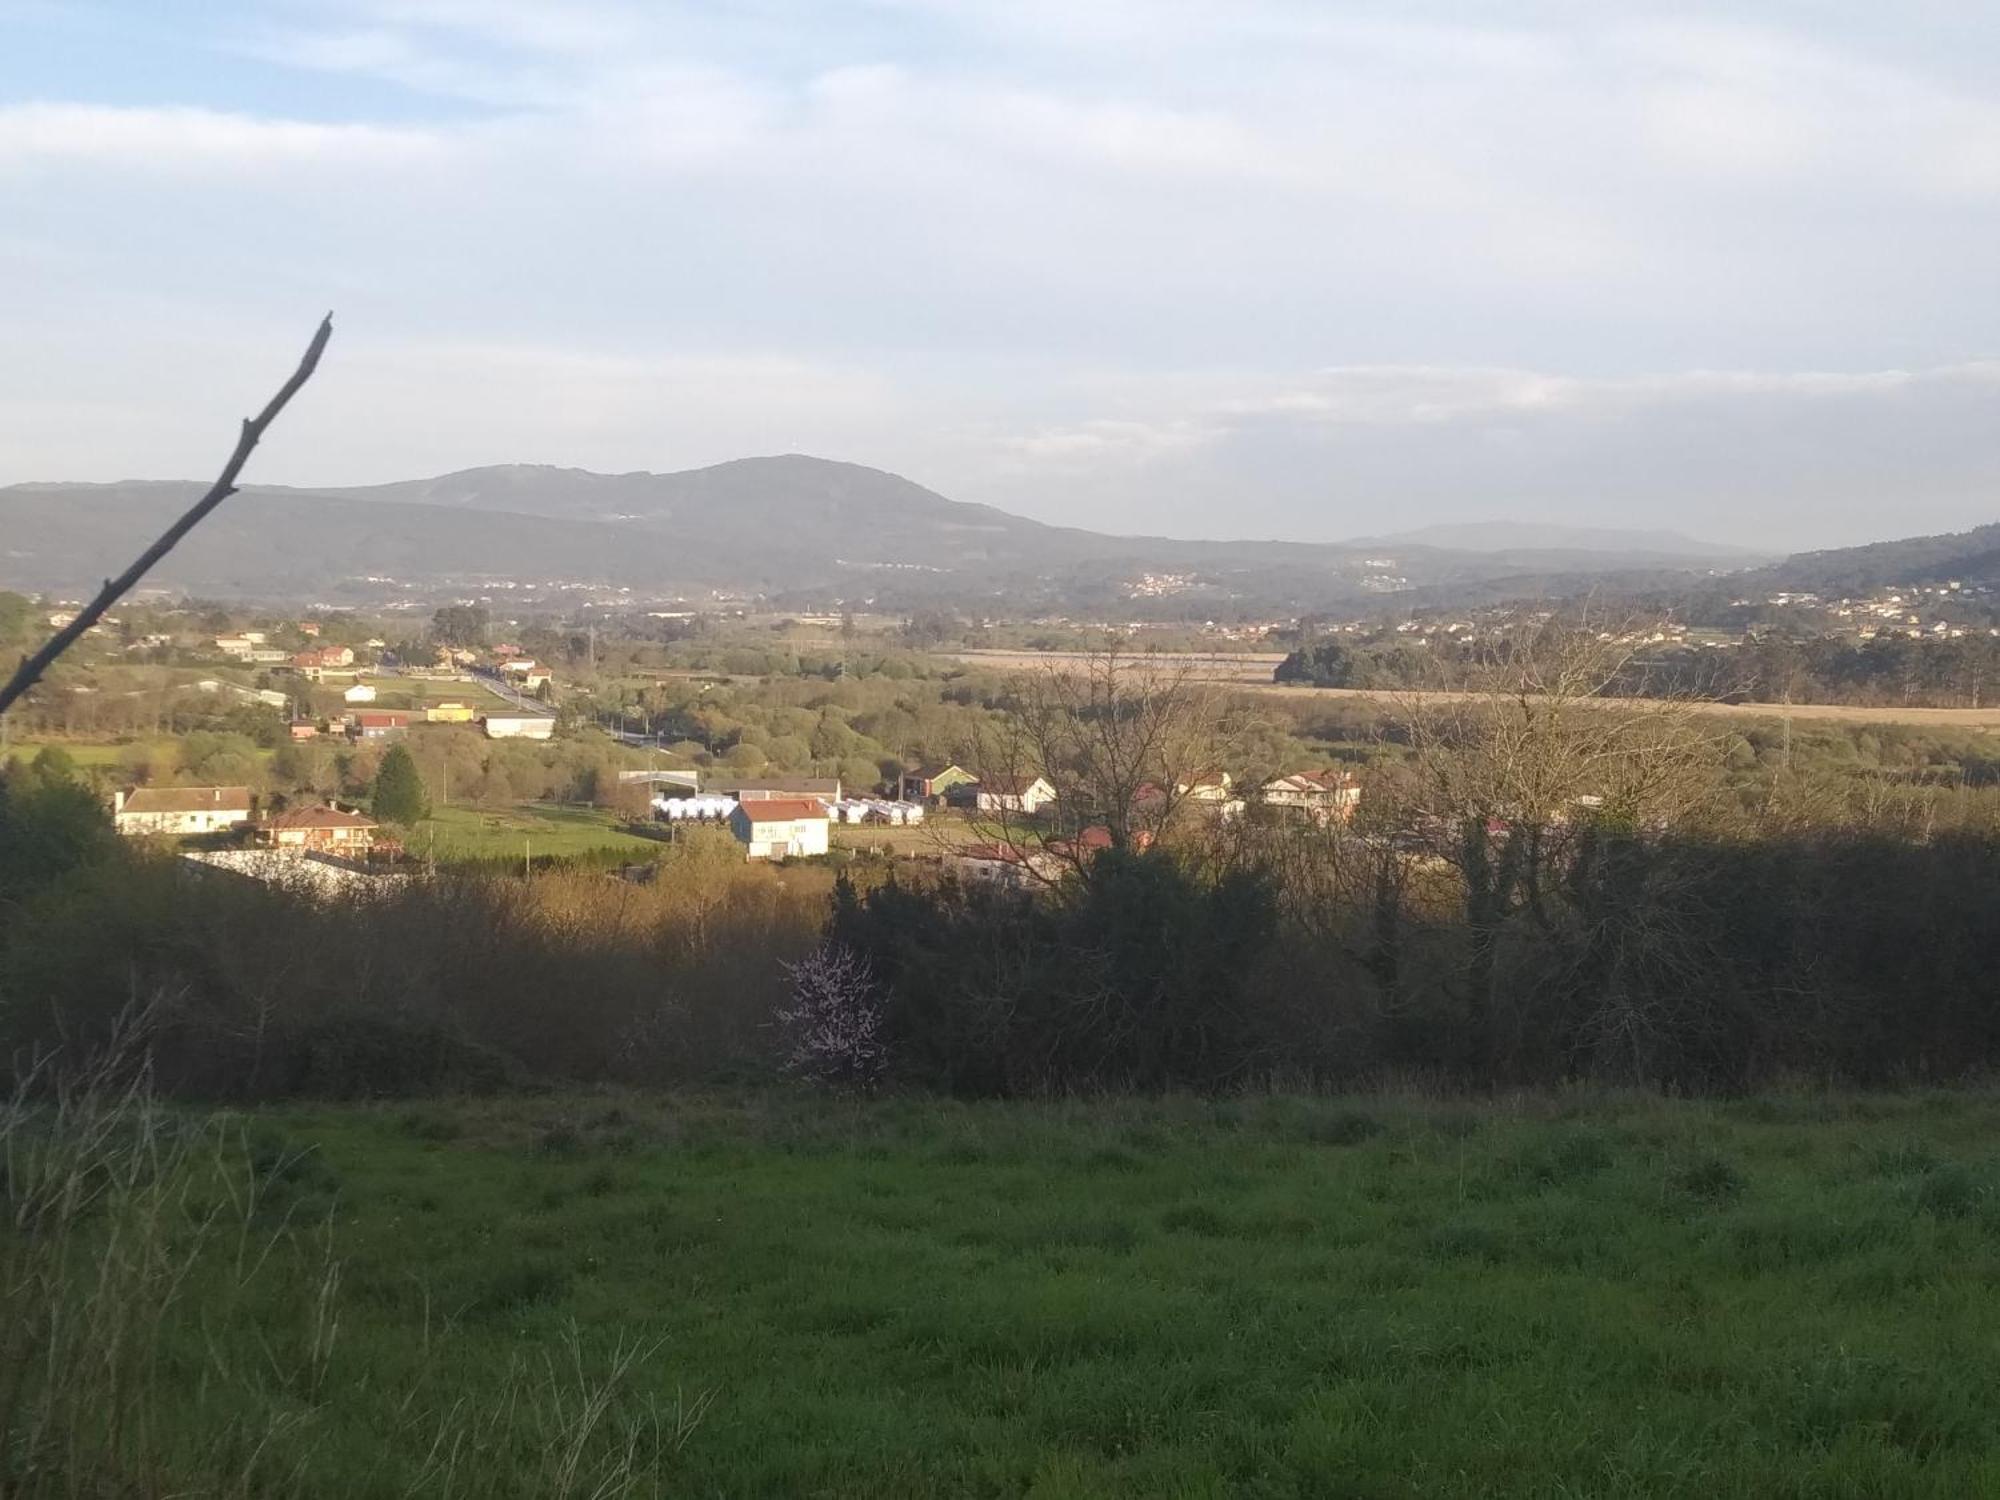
xmin=951 ymin=649 xmax=2000 ymax=729
xmin=2 ymin=738 xmax=139 ymax=768
xmin=329 ymin=677 xmax=513 ymax=713
xmin=829 ymin=813 xmax=991 ymax=856
xmin=413 ymin=802 xmax=661 ymax=861
xmin=34 ymin=1088 xmax=2000 ymax=1497
xmin=2 ymin=736 xmax=278 ymax=770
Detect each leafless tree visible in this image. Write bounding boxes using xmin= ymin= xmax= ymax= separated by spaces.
xmin=960 ymin=646 xmax=1241 ymax=883
xmin=0 ymin=316 xmax=333 ymax=718
xmin=1391 ymin=616 xmax=1729 ymax=1073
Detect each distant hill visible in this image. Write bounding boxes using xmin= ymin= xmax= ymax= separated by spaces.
xmin=1359 ymin=520 xmax=1764 ymax=563
xmin=0 ymin=454 xmax=1759 ymax=611
xmin=1750 ymin=522 xmax=2000 ymax=595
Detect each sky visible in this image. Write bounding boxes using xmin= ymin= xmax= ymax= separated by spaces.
xmin=3 ymin=1 xmax=1999 ymax=552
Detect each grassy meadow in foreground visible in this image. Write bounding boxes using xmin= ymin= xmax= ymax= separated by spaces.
xmin=19 ymin=1089 xmax=2000 ymax=1497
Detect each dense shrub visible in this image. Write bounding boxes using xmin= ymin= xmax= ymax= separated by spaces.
xmin=11 ymin=752 xmax=2000 ymax=1099
xmin=827 ymin=853 xmax=1284 ymax=1094
xmin=0 ymin=763 xmax=827 ymax=1099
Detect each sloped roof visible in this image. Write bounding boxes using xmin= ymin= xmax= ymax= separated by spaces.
xmin=121 ymin=785 xmax=253 ymax=815
xmin=733 ymin=798 xmax=829 ymax=823
xmin=973 ymin=774 xmax=1051 ymax=796
xmin=957 ymin=841 xmax=1027 ymax=864
xmin=1298 ymin=767 xmax=1356 ymax=788
xmin=262 ymin=805 xmax=377 ymax=831
xmin=1266 ymin=768 xmax=1358 ymax=792
xmin=716 ymin=777 xmax=839 ymax=796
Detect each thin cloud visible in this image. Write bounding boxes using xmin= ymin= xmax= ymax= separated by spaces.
xmin=0 ymin=103 xmax=450 ymax=169
xmin=3 ymin=2 xmax=1999 ymax=554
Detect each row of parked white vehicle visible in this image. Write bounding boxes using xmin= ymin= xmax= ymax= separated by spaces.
xmin=649 ymin=795 xmax=927 ymax=825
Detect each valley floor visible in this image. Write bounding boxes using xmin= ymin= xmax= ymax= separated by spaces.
xmin=26 ymin=1088 xmax=2000 ymax=1496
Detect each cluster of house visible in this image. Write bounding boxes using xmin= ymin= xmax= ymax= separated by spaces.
xmin=645 ymin=763 xmax=1362 ymax=864
xmin=214 ymin=632 xmax=393 ymax=673
xmin=283 ymin=690 xmax=554 ymax=744
xmin=106 ymin=758 xmax=1364 ymax=876
xmin=900 ymin=764 xmax=1359 ymax=823
xmin=417 ymin=642 xmax=553 ymax=692
xmin=213 ymin=631 xmax=291 ymax=665
xmin=111 ymin=786 xmax=381 ymax=852
xmin=289 ymin=644 xmax=357 ymax=679
xmin=643 ymin=776 xmax=853 ymax=859
xmin=652 ymin=777 xmax=934 ymax=859
xmin=940 ymin=768 xmax=1362 ymax=889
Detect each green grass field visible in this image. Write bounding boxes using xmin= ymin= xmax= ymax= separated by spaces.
xmin=39 ymin=1088 xmax=2000 ymax=1497
xmin=2 ymin=737 xmax=278 ymax=772
xmin=338 ymin=678 xmax=512 ymax=713
xmin=414 ymin=802 xmax=661 ymax=861
xmin=2 ymin=738 xmax=134 ymax=768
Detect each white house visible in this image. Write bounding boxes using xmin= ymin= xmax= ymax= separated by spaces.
xmin=343 ymin=682 xmax=377 ymax=704
xmin=951 ymin=774 xmax=1057 ymax=815
xmin=113 ymin=786 xmax=254 ymax=837
xmin=729 ymin=798 xmax=830 ymax=859
xmin=193 ymin=680 xmax=290 ymax=711
xmin=1175 ymin=769 xmax=1235 ymax=802
xmin=950 ymin=841 xmax=1061 ymax=890
xmin=1261 ymin=769 xmax=1362 ymax=823
xmin=482 ymin=712 xmax=556 ymax=740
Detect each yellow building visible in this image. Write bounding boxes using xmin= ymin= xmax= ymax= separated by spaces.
xmin=426 ymin=701 xmax=476 ymax=723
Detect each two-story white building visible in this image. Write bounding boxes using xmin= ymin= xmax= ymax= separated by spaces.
xmin=729 ymin=798 xmax=830 ymax=859
xmin=482 ymin=712 xmax=556 ymax=740
xmin=1261 ymin=769 xmax=1362 ymax=823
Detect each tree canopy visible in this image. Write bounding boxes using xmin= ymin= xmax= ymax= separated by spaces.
xmin=370 ymin=743 xmax=430 ymax=826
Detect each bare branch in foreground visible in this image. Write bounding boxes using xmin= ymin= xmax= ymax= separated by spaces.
xmin=0 ymin=314 xmax=335 ymax=718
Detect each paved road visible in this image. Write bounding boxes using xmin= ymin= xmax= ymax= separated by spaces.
xmin=467 ymin=668 xmax=551 ymax=716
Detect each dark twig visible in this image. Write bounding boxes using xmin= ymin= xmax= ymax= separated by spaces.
xmin=0 ymin=314 xmax=334 ymax=718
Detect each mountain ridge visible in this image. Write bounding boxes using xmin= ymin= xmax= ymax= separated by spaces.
xmin=1358 ymin=519 xmax=1764 ymax=561
xmin=0 ymin=454 xmax=1775 ymax=609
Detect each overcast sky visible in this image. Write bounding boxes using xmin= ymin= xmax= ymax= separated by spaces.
xmin=3 ymin=1 xmax=1999 ymax=551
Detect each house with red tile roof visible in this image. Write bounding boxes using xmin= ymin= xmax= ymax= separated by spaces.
xmin=728 ymin=797 xmax=830 ymax=859
xmin=351 ymin=710 xmax=412 ymax=741
xmin=257 ymin=804 xmax=379 ymax=852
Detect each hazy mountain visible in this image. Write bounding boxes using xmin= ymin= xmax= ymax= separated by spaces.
xmin=0 ymin=454 xmax=1761 ymax=610
xmin=1749 ymin=521 xmax=2000 ymax=595
xmin=1360 ymin=520 xmax=1763 ymax=562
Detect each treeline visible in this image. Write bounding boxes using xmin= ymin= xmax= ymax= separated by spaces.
xmin=0 ymin=759 xmax=827 ymax=1098
xmin=8 ymin=747 xmax=2000 ymax=1101
xmin=1622 ymin=634 xmax=2000 ymax=711
xmin=1276 ymin=628 xmax=2000 ymax=710
xmin=818 ymin=827 xmax=2000 ymax=1094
